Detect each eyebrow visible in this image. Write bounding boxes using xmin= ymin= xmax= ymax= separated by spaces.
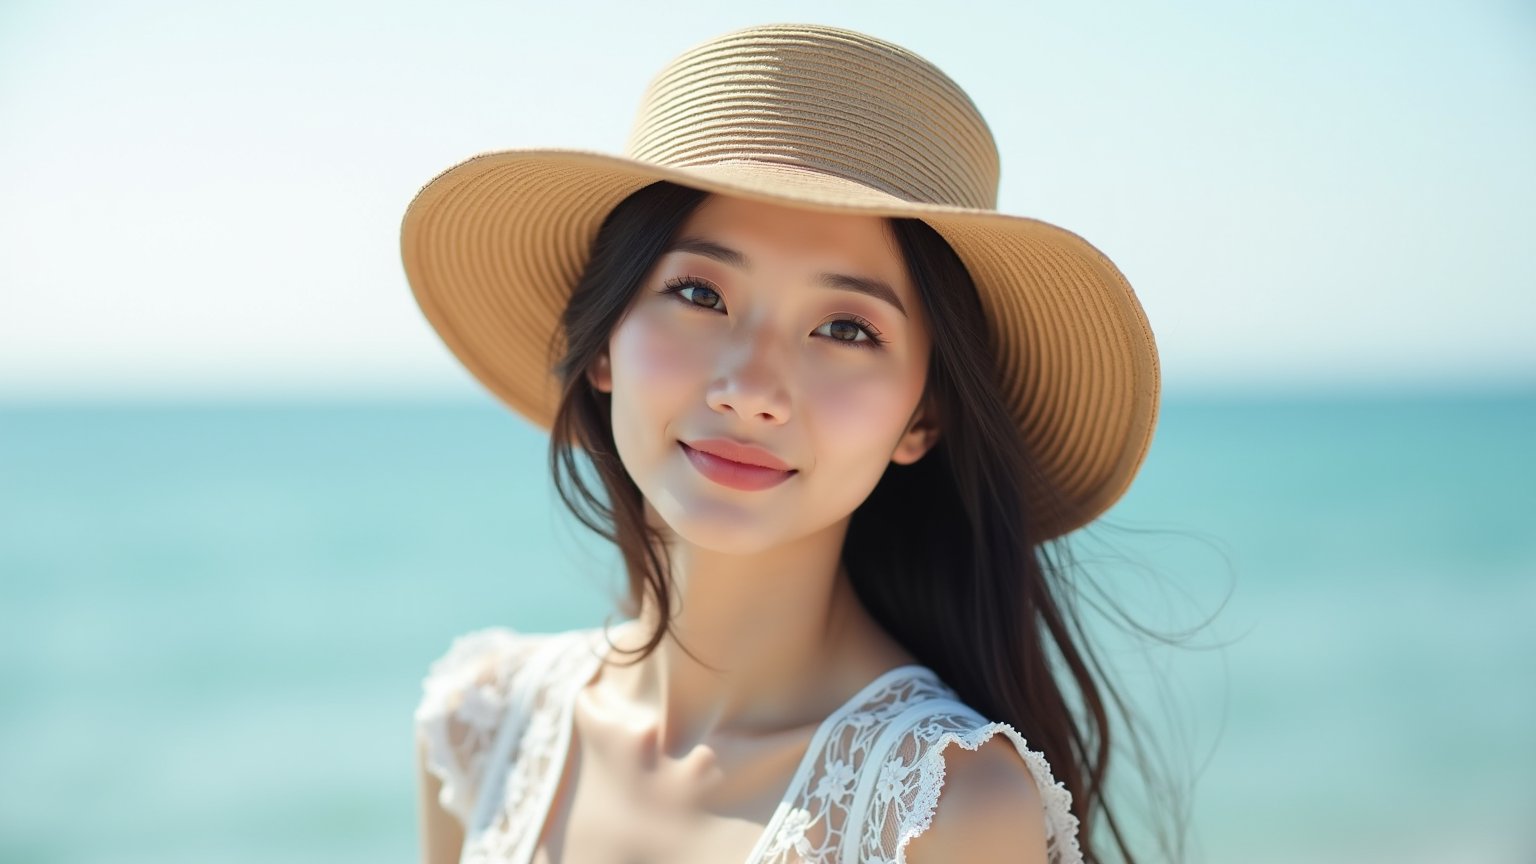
xmin=666 ymin=237 xmax=908 ymax=318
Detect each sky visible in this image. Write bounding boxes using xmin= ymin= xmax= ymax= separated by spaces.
xmin=1 ymin=0 xmax=1532 ymax=401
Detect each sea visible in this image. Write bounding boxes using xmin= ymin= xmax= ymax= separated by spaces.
xmin=1 ymin=393 xmax=1532 ymax=864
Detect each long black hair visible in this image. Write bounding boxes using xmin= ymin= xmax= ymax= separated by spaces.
xmin=549 ymin=180 xmax=1190 ymax=864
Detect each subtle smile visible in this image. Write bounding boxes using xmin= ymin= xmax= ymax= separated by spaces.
xmin=679 ymin=440 xmax=798 ymax=491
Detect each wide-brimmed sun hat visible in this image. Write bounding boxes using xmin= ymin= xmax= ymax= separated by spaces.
xmin=400 ymin=22 xmax=1159 ymax=539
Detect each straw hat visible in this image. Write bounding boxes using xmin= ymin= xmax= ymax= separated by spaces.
xmin=400 ymin=23 xmax=1159 ymax=539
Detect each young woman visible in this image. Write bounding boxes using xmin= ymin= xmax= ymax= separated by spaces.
xmin=406 ymin=23 xmax=1167 ymax=864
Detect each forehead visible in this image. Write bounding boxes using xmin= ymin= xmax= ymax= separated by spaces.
xmin=672 ymin=194 xmax=911 ymax=288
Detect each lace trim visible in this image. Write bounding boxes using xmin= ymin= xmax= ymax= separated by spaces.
xmin=888 ymin=717 xmax=1083 ymax=864
xmin=462 ymin=630 xmax=605 ymax=864
xmin=420 ymin=627 xmax=1084 ymax=864
xmin=413 ymin=627 xmax=537 ymax=828
xmin=756 ymin=672 xmax=951 ymax=863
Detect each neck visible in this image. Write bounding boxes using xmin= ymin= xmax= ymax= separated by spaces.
xmin=602 ymin=510 xmax=889 ymax=756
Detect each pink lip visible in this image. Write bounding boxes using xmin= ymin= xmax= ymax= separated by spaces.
xmin=680 ymin=439 xmax=797 ymax=491
xmin=684 ymin=438 xmax=793 ymax=470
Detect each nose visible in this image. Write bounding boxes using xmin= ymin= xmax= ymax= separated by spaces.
xmin=705 ymin=328 xmax=791 ymax=425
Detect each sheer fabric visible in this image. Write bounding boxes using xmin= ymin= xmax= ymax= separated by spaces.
xmin=415 ymin=627 xmax=1083 ymax=863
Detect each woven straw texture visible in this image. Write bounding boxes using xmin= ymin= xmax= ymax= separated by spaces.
xmin=400 ymin=23 xmax=1159 ymax=538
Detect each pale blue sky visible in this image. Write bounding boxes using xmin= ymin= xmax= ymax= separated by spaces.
xmin=1 ymin=0 xmax=1532 ymax=400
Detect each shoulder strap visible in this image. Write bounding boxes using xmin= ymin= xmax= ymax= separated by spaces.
xmin=753 ymin=667 xmax=953 ymax=864
xmin=849 ymin=696 xmax=1085 ymax=864
xmin=462 ymin=631 xmax=582 ymax=832
xmin=414 ymin=627 xmax=547 ymax=828
xmin=461 ymin=628 xmax=609 ymax=862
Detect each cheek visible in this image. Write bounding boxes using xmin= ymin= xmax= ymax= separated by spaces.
xmin=608 ymin=306 xmax=711 ymax=416
xmin=802 ymin=360 xmax=922 ymax=452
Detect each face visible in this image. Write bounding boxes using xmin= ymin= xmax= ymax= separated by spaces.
xmin=588 ymin=193 xmax=939 ymax=555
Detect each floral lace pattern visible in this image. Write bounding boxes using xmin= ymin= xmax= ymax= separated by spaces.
xmin=755 ymin=673 xmax=947 ymax=862
xmin=865 ymin=712 xmax=1085 ymax=864
xmin=759 ymin=674 xmax=1082 ymax=864
xmin=460 ymin=631 xmax=601 ymax=864
xmin=413 ymin=628 xmax=549 ymax=826
xmin=415 ymin=627 xmax=1083 ymax=864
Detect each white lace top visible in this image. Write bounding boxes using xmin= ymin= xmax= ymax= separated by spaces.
xmin=415 ymin=626 xmax=1084 ymax=863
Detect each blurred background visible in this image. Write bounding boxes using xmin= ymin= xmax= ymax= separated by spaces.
xmin=2 ymin=0 xmax=1532 ymax=862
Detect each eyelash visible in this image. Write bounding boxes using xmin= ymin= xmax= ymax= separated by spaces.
xmin=659 ymin=276 xmax=888 ymax=350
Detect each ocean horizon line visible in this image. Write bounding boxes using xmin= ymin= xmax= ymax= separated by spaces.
xmin=1 ymin=384 xmax=1532 ymax=411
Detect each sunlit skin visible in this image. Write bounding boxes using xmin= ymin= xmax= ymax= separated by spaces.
xmin=595 ymin=195 xmax=935 ymax=555
xmin=583 ymin=193 xmax=940 ymax=758
xmin=414 ymin=193 xmax=1051 ymax=863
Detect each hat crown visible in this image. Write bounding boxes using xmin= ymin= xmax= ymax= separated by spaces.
xmin=624 ymin=24 xmax=1001 ymax=210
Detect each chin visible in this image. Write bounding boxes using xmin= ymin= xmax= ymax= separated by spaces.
xmin=650 ymin=495 xmax=795 ymax=557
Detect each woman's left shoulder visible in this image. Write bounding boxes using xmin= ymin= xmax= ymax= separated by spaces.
xmin=870 ymin=691 xmax=1085 ymax=864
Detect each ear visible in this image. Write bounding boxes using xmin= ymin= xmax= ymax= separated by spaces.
xmin=587 ymin=349 xmax=613 ymax=394
xmin=891 ymin=397 xmax=940 ymax=465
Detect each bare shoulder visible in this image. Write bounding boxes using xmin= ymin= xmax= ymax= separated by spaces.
xmin=413 ymin=625 xmax=548 ymax=864
xmin=902 ymin=734 xmax=1050 ymax=864
xmin=416 ymin=727 xmax=467 ymax=864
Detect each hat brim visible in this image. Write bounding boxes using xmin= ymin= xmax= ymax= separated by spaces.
xmin=400 ymin=148 xmax=1159 ymax=538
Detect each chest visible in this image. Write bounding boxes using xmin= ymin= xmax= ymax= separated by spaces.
xmin=464 ymin=635 xmax=957 ymax=864
xmin=529 ymin=694 xmax=816 ymax=864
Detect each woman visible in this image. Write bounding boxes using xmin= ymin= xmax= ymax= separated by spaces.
xmin=407 ymin=23 xmax=1166 ymax=864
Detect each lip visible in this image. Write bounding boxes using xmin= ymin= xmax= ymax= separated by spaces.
xmin=684 ymin=438 xmax=793 ymax=470
xmin=680 ymin=439 xmax=797 ymax=491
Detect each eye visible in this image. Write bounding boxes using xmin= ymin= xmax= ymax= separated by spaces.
xmin=662 ymin=276 xmax=725 ymax=312
xmin=814 ymin=316 xmax=886 ymax=350
xmin=661 ymin=276 xmax=886 ymax=351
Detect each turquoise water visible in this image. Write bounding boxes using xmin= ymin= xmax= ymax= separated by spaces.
xmin=1 ymin=395 xmax=1532 ymax=863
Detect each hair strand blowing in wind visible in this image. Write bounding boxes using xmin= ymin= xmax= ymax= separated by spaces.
xmin=548 ymin=180 xmax=1189 ymax=864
